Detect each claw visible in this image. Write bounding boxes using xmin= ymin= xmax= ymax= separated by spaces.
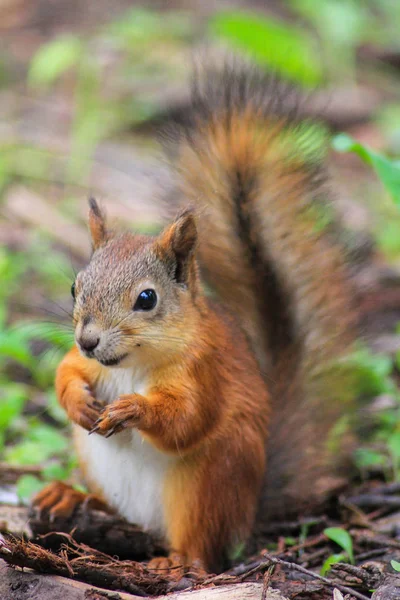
xmin=105 ymin=427 xmax=117 ymax=438
xmin=89 ymin=425 xmax=100 ymax=435
xmin=81 ymin=496 xmax=91 ymax=512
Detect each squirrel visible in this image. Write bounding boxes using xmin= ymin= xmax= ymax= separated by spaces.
xmin=33 ymin=63 xmax=356 ymax=574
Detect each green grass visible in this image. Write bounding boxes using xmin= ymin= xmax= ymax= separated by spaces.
xmin=0 ymin=243 xmax=75 ymax=502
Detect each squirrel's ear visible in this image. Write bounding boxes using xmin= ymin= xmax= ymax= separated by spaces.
xmin=88 ymin=198 xmax=108 ymax=250
xmin=158 ymin=209 xmax=198 ymax=285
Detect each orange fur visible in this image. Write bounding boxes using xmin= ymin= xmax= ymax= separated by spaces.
xmin=168 ymin=65 xmax=357 ymax=517
xmin=33 ymin=481 xmax=109 ymax=518
xmin=34 ymin=65 xmax=356 ymax=574
xmin=55 ymin=346 xmax=103 ymax=431
xmin=55 ymin=301 xmax=268 ymax=572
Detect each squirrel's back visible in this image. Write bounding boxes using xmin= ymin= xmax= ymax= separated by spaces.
xmin=164 ymin=62 xmax=357 ymax=518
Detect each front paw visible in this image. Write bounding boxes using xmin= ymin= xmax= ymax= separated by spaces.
xmin=69 ymin=385 xmax=104 ymax=431
xmin=89 ymin=395 xmax=145 ymax=438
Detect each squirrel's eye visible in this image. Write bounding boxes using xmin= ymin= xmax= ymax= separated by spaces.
xmin=71 ymin=282 xmax=76 ymax=300
xmin=134 ymin=289 xmax=157 ymax=311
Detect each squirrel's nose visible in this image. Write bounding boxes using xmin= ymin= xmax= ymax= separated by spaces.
xmin=79 ymin=335 xmax=100 ymax=353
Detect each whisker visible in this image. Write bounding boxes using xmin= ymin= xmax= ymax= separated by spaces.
xmin=47 ymin=254 xmax=78 ymax=284
xmin=41 ymin=310 xmax=71 ymax=322
xmin=35 ymin=345 xmax=64 ymax=367
xmin=122 ymin=333 xmax=187 ymax=344
xmin=18 ymin=329 xmax=74 ymax=340
xmin=13 ymin=302 xmax=71 ymax=322
xmin=40 ymin=296 xmax=74 ymax=320
xmin=112 ymin=312 xmax=137 ymax=329
xmin=11 ymin=320 xmax=75 ymax=333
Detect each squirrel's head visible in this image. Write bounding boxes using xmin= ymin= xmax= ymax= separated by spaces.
xmin=72 ymin=198 xmax=200 ymax=368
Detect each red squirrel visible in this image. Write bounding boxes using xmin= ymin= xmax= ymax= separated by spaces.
xmin=33 ymin=64 xmax=356 ymax=574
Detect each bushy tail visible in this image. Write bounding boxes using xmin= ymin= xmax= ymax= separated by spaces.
xmin=165 ymin=63 xmax=357 ymax=518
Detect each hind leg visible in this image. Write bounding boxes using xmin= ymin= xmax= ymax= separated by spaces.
xmin=148 ymin=552 xmax=206 ymax=580
xmin=159 ymin=443 xmax=263 ymax=575
xmin=32 ymin=481 xmax=111 ymax=520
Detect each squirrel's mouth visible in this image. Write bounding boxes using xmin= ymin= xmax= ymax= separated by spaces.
xmin=98 ymin=353 xmax=128 ymax=367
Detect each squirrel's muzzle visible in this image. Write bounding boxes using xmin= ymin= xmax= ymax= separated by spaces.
xmin=79 ymin=335 xmax=100 ymax=353
xmin=76 ymin=322 xmax=101 ymax=356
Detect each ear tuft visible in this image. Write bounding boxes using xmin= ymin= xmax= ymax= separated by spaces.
xmin=170 ymin=209 xmax=197 ymax=259
xmin=88 ymin=197 xmax=108 ymax=250
xmin=159 ymin=209 xmax=198 ymax=285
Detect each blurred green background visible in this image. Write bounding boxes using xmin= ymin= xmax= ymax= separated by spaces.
xmin=1 ymin=0 xmax=400 ymax=507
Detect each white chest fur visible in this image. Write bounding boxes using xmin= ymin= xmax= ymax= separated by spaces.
xmin=73 ymin=367 xmax=173 ymax=535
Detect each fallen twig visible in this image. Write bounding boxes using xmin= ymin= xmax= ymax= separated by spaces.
xmin=199 ymin=551 xmax=370 ymax=599
xmin=0 ymin=534 xmax=168 ymax=597
xmin=345 ymin=494 xmax=400 ymax=509
xmin=258 ymin=515 xmax=328 ymax=536
xmin=29 ymin=504 xmax=164 ymax=560
xmin=240 ymin=553 xmax=371 ymax=600
xmin=330 ymin=562 xmax=383 ymax=589
xmin=261 ymin=565 xmax=275 ymax=600
xmin=352 ymin=529 xmax=400 ymax=551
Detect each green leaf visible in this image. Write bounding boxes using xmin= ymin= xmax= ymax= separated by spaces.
xmin=16 ymin=475 xmax=44 ymax=505
xmin=211 ymin=11 xmax=322 ymax=86
xmin=46 ymin=390 xmax=69 ymax=426
xmin=320 ymin=553 xmax=347 ymax=576
xmin=228 ymin=541 xmax=246 ymax=561
xmin=0 ymin=430 xmax=5 ymax=452
xmin=108 ymin=8 xmax=165 ymax=44
xmin=284 ymin=536 xmax=297 ymax=546
xmin=391 ymin=559 xmax=400 ymax=572
xmin=15 ymin=320 xmax=73 ymax=350
xmin=28 ymin=424 xmax=68 ymax=454
xmin=7 ymin=145 xmax=50 ymax=182
xmin=324 ymin=528 xmax=354 ymax=564
xmin=107 ymin=7 xmax=191 ymax=47
xmin=0 ymin=247 xmax=26 ymax=310
xmin=354 ymin=448 xmax=386 ymax=470
xmin=291 ymin=0 xmax=369 ymax=46
xmin=377 ymin=220 xmax=400 ymax=258
xmin=42 ymin=462 xmax=71 ymax=481
xmin=388 ymin=432 xmax=400 ymax=459
xmin=5 ymin=441 xmax=52 ymax=465
xmin=5 ymin=423 xmax=68 ymax=465
xmin=0 ymin=384 xmax=27 ymax=430
xmin=0 ymin=329 xmax=33 ymax=368
xmin=290 ymin=0 xmax=369 ymax=81
xmin=343 ymin=346 xmax=395 ymax=397
xmin=29 ymin=35 xmax=83 ymax=88
xmin=332 ymin=133 xmax=400 ymax=206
